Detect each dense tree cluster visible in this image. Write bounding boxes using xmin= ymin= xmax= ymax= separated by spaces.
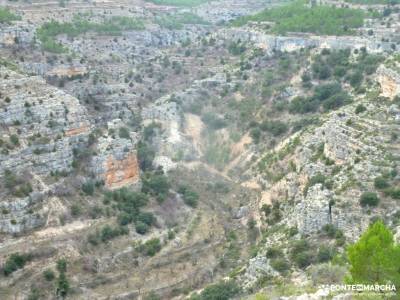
xmin=232 ymin=1 xmax=366 ymax=35
xmin=37 ymin=16 xmax=145 ymax=52
xmin=156 ymin=12 xmax=208 ymax=30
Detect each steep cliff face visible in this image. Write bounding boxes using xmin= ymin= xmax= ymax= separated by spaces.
xmin=0 ymin=66 xmax=90 ymax=174
xmin=216 ymin=28 xmax=389 ymax=54
xmin=91 ymin=119 xmax=141 ymax=190
xmin=0 ymin=67 xmax=92 ymax=233
xmin=104 ymin=152 xmax=140 ymax=189
xmin=377 ymin=65 xmax=400 ymax=99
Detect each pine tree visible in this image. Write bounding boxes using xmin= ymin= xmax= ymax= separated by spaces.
xmin=347 ymin=221 xmax=400 ymax=286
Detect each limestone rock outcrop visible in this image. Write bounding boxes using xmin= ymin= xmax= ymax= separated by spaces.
xmin=0 ymin=66 xmax=90 ymax=175
xmin=377 ymin=65 xmax=400 ymax=99
xmin=91 ymin=120 xmax=140 ymax=190
xmin=0 ymin=66 xmax=91 ymax=233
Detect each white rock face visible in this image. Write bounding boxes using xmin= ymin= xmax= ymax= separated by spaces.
xmin=153 ymin=155 xmax=177 ymax=172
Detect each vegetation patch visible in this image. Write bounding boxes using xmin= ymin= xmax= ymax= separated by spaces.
xmin=289 ymin=83 xmax=352 ymax=114
xmin=190 ymin=280 xmax=240 ymax=300
xmin=138 ymin=238 xmax=162 ymax=256
xmin=178 ymin=185 xmax=199 ymax=207
xmin=232 ymin=1 xmax=366 ymax=35
xmin=359 ymin=192 xmax=380 ymax=207
xmin=87 ymin=225 xmax=129 ymax=245
xmin=37 ymin=15 xmax=144 ymax=52
xmin=0 ymin=7 xmax=20 ymax=24
xmin=142 ymin=172 xmax=171 ymax=203
xmin=156 ymin=12 xmax=209 ymax=30
xmin=3 ymin=253 xmax=31 ymax=276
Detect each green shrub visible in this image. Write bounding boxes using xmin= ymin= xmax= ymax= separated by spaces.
xmin=100 ymin=225 xmax=128 ymax=242
xmin=43 ymin=269 xmax=55 ymax=281
xmin=27 ymin=287 xmax=41 ymax=300
xmin=3 ymin=253 xmax=31 ymax=276
xmin=9 ymin=134 xmax=19 ymax=146
xmin=348 ymin=71 xmax=363 ymax=87
xmin=135 ymin=221 xmax=149 ymax=234
xmin=56 ymin=272 xmax=69 ymax=298
xmin=259 ymin=120 xmax=288 ymax=136
xmin=137 ymin=141 xmax=155 ymax=171
xmin=82 ymin=181 xmax=95 ymax=196
xmin=227 ymin=41 xmax=246 ymax=55
xmin=0 ymin=7 xmax=21 ymax=24
xmin=270 ymin=258 xmax=290 ymax=274
xmin=192 ymin=280 xmax=240 ymax=300
xmin=313 ymin=64 xmax=331 ymax=80
xmin=56 ymin=259 xmax=67 ymax=273
xmin=288 ymin=226 xmax=299 ymax=237
xmin=360 ymin=192 xmax=380 ymax=207
xmin=290 ymin=239 xmax=314 ymax=269
xmin=322 ymin=224 xmax=338 ymax=238
xmin=140 ymin=238 xmax=162 ymax=256
xmin=383 ymin=188 xmax=400 ymax=199
xmin=137 ymin=211 xmax=155 ymax=226
xmin=117 ymin=212 xmax=133 ymax=226
xmin=314 ymin=83 xmax=342 ymax=101
xmin=266 ymin=247 xmax=283 ymax=259
xmin=289 ymin=96 xmax=319 ymax=114
xmin=335 ymin=230 xmax=346 ymax=246
xmin=178 ymin=185 xmax=199 ymax=207
xmin=70 ymin=204 xmax=82 ymax=217
xmin=201 ymin=112 xmax=227 ymax=130
xmin=287 ymin=82 xmax=351 ymax=113
xmin=11 ymin=182 xmax=33 ymax=198
xmin=293 ymin=251 xmax=314 ymax=269
xmin=317 ymin=245 xmax=335 ymax=262
xmin=291 ymin=239 xmax=310 ymax=254
xmin=144 ymin=292 xmax=161 ymax=300
xmin=374 ymin=176 xmax=389 ymax=189
xmin=108 ymin=188 xmax=149 ymax=215
xmin=142 ymin=173 xmax=170 ymax=201
xmin=355 ymin=104 xmax=367 ymax=114
xmin=118 ymin=127 xmax=130 ymax=139
xmin=322 ymin=92 xmax=351 ymax=111
xmin=88 ymin=225 xmax=128 ymax=244
xmin=250 ymin=128 xmax=261 ymax=144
